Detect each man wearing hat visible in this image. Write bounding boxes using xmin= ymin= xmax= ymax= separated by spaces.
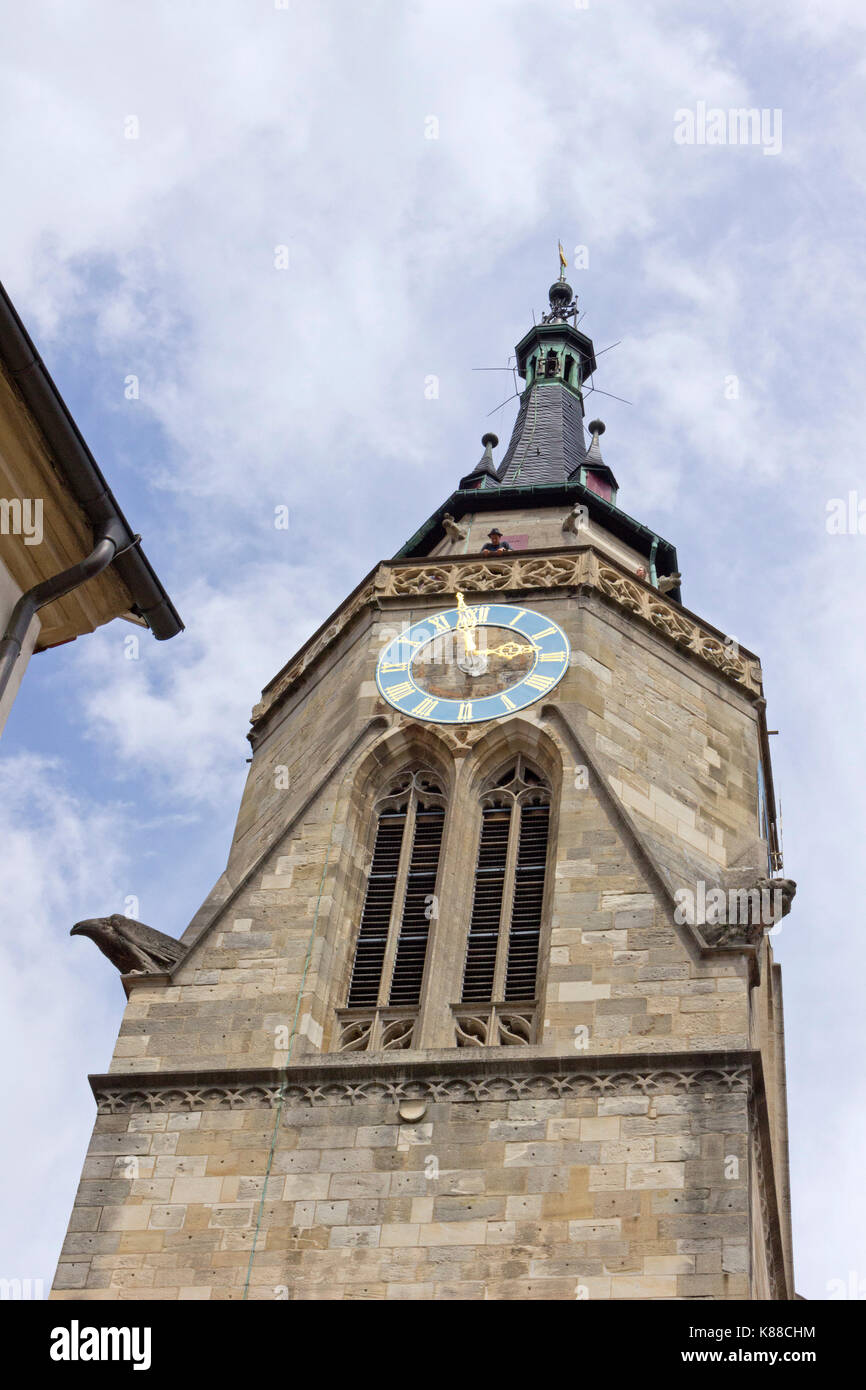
xmin=481 ymin=527 xmax=512 ymax=555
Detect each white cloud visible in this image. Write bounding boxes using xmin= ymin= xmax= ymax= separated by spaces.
xmin=73 ymin=560 xmax=344 ymax=804
xmin=0 ymin=754 xmax=135 ymax=1290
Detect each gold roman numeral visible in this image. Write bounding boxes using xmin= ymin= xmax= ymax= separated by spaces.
xmin=457 ymin=702 xmax=473 ymax=721
xmin=380 ymin=660 xmax=408 ymax=672
xmin=533 ymin=625 xmax=556 ymax=640
xmin=429 ymin=613 xmax=453 ymax=634
xmin=412 ymin=697 xmax=439 ymax=717
xmin=538 ymin=651 xmax=567 ymax=663
xmin=524 ymin=673 xmax=555 ymax=692
xmin=386 ymin=681 xmax=415 ymax=699
xmin=508 ymin=609 xmax=527 ymax=627
xmin=499 ymin=693 xmax=517 ymax=712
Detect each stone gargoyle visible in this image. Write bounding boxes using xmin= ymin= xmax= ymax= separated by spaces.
xmin=71 ymin=914 xmax=186 ymax=976
xmin=442 ymin=513 xmax=468 ymax=541
xmin=702 ymin=876 xmax=797 ymax=948
xmin=657 ymin=572 xmax=682 ymax=595
xmin=562 ymin=503 xmax=589 ymax=535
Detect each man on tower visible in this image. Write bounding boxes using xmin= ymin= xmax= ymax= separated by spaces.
xmin=481 ymin=528 xmax=512 ymax=555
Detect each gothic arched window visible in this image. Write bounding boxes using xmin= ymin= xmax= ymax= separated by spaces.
xmin=340 ymin=768 xmax=446 ymax=1051
xmin=455 ymin=758 xmax=551 ymax=1046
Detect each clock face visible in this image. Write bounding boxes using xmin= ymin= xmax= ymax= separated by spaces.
xmin=376 ymin=598 xmax=570 ymax=724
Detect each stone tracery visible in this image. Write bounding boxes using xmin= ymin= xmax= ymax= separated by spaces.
xmin=251 ymin=547 xmax=763 ymax=730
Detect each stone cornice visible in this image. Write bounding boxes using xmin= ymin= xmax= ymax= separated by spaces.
xmin=91 ymin=1049 xmax=755 ymax=1113
xmin=250 ymin=545 xmax=763 ymax=731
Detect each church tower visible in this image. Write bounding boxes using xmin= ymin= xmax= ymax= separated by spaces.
xmin=52 ymin=268 xmax=796 ymax=1302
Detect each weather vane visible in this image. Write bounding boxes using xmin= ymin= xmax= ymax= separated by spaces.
xmin=541 ymin=240 xmax=579 ymax=323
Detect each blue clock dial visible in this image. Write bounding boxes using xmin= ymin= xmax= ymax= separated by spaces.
xmin=376 ymin=600 xmax=569 ymax=724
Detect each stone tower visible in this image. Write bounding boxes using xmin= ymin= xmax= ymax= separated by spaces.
xmin=52 ymin=270 xmax=796 ymax=1302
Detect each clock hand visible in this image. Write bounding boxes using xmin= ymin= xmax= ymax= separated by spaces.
xmin=454 ymin=594 xmax=537 ymax=662
xmin=455 ymin=590 xmax=478 ymax=657
xmin=485 ymin=641 xmax=536 ymax=659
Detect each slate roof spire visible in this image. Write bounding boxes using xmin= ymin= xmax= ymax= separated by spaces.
xmin=585 ymin=418 xmax=606 ymax=464
xmin=459 ymin=432 xmax=500 ymax=490
xmin=462 ymin=263 xmax=598 ymax=491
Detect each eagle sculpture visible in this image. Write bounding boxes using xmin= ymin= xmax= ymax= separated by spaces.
xmin=70 ymin=914 xmax=185 ymax=975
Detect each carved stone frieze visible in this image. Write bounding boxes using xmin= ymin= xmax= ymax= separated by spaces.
xmin=453 ymin=561 xmax=513 ymax=591
xmin=519 ymin=556 xmax=581 ymax=587
xmin=596 ymin=564 xmax=645 ymax=615
xmin=250 ymin=547 xmax=763 ymax=729
xmin=93 ymin=1059 xmax=753 ymax=1114
xmin=392 ymin=566 xmax=451 ymax=595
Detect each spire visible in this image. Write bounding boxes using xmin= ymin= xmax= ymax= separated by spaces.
xmin=570 ymin=418 xmax=618 ymax=502
xmin=462 ymin=257 xmax=598 ymax=491
xmin=585 ymin=418 xmax=606 ymax=464
xmin=459 ymin=433 xmax=499 ymax=490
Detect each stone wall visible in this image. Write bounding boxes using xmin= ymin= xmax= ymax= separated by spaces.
xmin=51 ymin=1054 xmax=766 ymax=1300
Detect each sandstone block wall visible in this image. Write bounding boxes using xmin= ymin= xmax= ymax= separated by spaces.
xmin=52 ymin=1058 xmax=762 ymax=1301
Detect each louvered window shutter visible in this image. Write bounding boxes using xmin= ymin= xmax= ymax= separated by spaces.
xmin=347 ymin=808 xmax=406 ymax=1006
xmin=389 ymin=802 xmax=444 ymax=1004
xmin=505 ymin=801 xmax=549 ymax=1000
xmin=461 ymin=805 xmax=511 ymax=1002
xmin=460 ymin=760 xmax=551 ymax=1007
xmin=347 ymin=770 xmax=447 ymax=1014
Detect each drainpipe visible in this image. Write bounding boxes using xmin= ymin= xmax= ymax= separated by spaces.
xmin=0 ymin=517 xmax=128 ymax=704
xmin=649 ymin=535 xmax=659 ymax=587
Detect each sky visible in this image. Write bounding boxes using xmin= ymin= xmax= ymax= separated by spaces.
xmin=1 ymin=0 xmax=864 ymax=1302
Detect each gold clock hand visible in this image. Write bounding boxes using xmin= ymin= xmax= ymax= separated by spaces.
xmin=485 ymin=641 xmax=536 ymax=660
xmin=455 ymin=590 xmax=478 ymax=656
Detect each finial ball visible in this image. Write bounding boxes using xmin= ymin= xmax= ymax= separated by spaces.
xmin=481 ymin=433 xmax=499 ymax=449
xmin=549 ymin=279 xmax=574 ymax=308
xmin=588 ymin=419 xmax=606 ymax=436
